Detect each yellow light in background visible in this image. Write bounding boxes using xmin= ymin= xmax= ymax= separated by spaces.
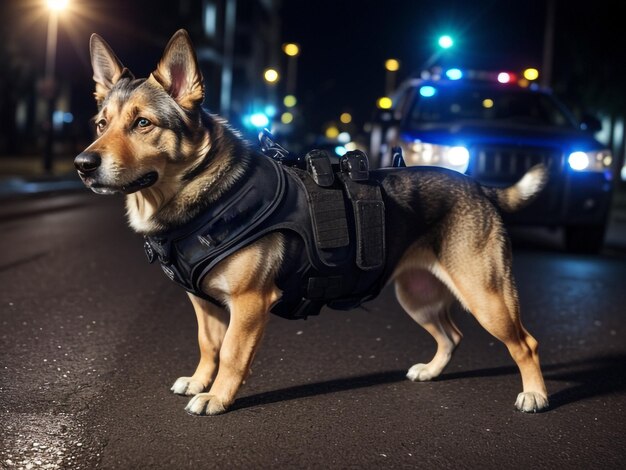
xmin=264 ymin=68 xmax=279 ymax=83
xmin=376 ymin=97 xmax=392 ymax=109
xmin=281 ymin=112 xmax=294 ymax=124
xmin=385 ymin=59 xmax=400 ymax=72
xmin=523 ymin=68 xmax=539 ymax=81
xmin=325 ymin=125 xmax=340 ymax=139
xmin=47 ymin=0 xmax=69 ymax=10
xmin=283 ymin=43 xmax=300 ymax=57
xmin=340 ymin=112 xmax=352 ymax=124
xmin=518 ymin=78 xmax=529 ymax=88
xmin=482 ymin=98 xmax=494 ymax=109
xmin=283 ymin=95 xmax=297 ymax=107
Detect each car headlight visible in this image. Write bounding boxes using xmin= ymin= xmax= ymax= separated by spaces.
xmin=567 ymin=149 xmax=612 ymax=172
xmin=400 ymin=140 xmax=470 ymax=173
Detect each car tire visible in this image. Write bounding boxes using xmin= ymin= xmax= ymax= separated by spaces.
xmin=564 ymin=224 xmax=606 ymax=254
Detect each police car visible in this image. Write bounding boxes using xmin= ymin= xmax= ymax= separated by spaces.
xmin=370 ymin=68 xmax=614 ymax=253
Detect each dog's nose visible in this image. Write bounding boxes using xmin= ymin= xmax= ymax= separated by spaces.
xmin=74 ymin=152 xmax=101 ymax=173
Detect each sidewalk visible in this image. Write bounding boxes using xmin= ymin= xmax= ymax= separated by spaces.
xmin=0 ymin=154 xmax=85 ymax=198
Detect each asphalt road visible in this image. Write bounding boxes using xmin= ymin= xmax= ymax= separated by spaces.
xmin=1 ymin=191 xmax=625 ymax=469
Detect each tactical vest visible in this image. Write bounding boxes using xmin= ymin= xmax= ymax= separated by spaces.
xmin=143 ymin=149 xmax=388 ymax=320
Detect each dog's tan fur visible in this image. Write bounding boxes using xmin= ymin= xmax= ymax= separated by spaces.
xmin=77 ymin=29 xmax=549 ymax=415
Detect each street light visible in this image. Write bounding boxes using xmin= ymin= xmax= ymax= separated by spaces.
xmin=263 ymin=68 xmax=279 ymax=84
xmin=384 ymin=58 xmax=400 ymax=95
xmin=421 ymin=33 xmax=455 ymax=71
xmin=437 ymin=34 xmax=454 ymax=49
xmin=282 ymin=42 xmax=300 ymax=97
xmin=42 ymin=0 xmax=68 ymax=173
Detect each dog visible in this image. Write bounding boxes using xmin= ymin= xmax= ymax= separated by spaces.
xmin=75 ymin=29 xmax=549 ymax=415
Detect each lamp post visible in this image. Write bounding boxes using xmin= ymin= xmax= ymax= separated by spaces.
xmin=384 ymin=58 xmax=400 ymax=96
xmin=42 ymin=0 xmax=67 ymax=173
xmin=282 ymin=43 xmax=299 ymax=97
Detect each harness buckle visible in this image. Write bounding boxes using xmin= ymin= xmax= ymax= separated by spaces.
xmin=258 ymin=128 xmax=304 ymax=168
xmin=197 ymin=234 xmax=217 ymax=248
xmin=340 ymin=150 xmax=369 ymax=181
xmin=391 ymin=146 xmax=407 ymax=167
xmin=305 ymin=149 xmax=335 ymax=187
xmin=144 ymin=238 xmax=156 ymax=264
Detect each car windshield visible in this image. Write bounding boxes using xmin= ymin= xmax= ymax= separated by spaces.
xmin=407 ymin=84 xmax=576 ymax=129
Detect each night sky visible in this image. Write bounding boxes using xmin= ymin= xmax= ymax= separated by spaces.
xmin=1 ymin=0 xmax=621 ymax=143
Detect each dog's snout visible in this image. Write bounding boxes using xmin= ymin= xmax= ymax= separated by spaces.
xmin=74 ymin=152 xmax=102 ymax=173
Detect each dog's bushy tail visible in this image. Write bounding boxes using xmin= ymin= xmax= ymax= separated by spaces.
xmin=483 ymin=163 xmax=549 ymax=213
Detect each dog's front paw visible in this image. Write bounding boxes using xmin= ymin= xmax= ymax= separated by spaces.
xmin=406 ymin=363 xmax=438 ymax=381
xmin=515 ymin=392 xmax=549 ymax=413
xmin=171 ymin=377 xmax=206 ymax=396
xmin=185 ymin=393 xmax=228 ymax=416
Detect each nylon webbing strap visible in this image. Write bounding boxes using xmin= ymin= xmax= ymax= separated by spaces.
xmin=340 ymin=176 xmax=386 ymax=270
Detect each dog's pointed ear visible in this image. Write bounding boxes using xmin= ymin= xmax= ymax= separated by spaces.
xmin=90 ymin=33 xmax=134 ymax=106
xmin=149 ymin=29 xmax=204 ymax=110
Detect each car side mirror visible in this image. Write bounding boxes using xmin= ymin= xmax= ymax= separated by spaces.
xmin=580 ymin=113 xmax=602 ymax=133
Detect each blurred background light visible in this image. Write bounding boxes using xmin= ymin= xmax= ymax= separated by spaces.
xmin=445 ymin=68 xmax=463 ymax=80
xmin=340 ymin=112 xmax=352 ymax=124
xmin=281 ymin=112 xmax=293 ymax=124
xmin=282 ymin=43 xmax=300 ymax=57
xmin=568 ymin=151 xmax=589 ymax=170
xmin=419 ymin=86 xmax=437 ymax=97
xmin=523 ymin=68 xmax=539 ymax=80
xmin=249 ymin=112 xmax=270 ymax=128
xmin=283 ymin=95 xmax=297 ymax=107
xmin=264 ymin=68 xmax=279 ymax=83
xmin=325 ymin=125 xmax=340 ymax=139
xmin=438 ymin=34 xmax=454 ymax=49
xmin=47 ymin=0 xmax=69 ymax=11
xmin=376 ymin=97 xmax=392 ymax=109
xmin=497 ymin=72 xmax=512 ymax=83
xmin=334 ymin=145 xmax=347 ymax=156
xmin=264 ymin=104 xmax=277 ymax=117
xmin=385 ymin=59 xmax=400 ymax=72
xmin=337 ymin=131 xmax=351 ymax=143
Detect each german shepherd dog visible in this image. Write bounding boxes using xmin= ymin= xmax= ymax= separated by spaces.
xmin=75 ymin=29 xmax=549 ymax=415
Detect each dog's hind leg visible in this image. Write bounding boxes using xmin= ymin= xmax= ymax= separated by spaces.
xmin=395 ymin=268 xmax=462 ymax=381
xmin=171 ymin=294 xmax=228 ymax=396
xmin=436 ymin=226 xmax=549 ymax=412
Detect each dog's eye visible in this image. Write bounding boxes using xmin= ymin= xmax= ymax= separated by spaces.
xmin=136 ymin=118 xmax=152 ymax=128
xmin=96 ymin=119 xmax=106 ymax=132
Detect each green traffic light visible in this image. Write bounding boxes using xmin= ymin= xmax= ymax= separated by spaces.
xmin=438 ymin=35 xmax=454 ymax=49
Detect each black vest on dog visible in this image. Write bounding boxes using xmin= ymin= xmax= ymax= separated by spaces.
xmin=144 ymin=149 xmax=388 ymax=320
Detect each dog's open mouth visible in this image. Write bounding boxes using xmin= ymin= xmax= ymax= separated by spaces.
xmin=89 ymin=171 xmax=159 ymax=195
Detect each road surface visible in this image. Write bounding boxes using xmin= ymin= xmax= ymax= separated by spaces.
xmin=1 ymin=191 xmax=625 ymax=469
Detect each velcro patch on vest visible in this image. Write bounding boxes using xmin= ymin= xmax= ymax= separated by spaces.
xmin=354 ymin=200 xmax=385 ymax=270
xmin=339 ymin=175 xmax=386 ymax=271
xmin=307 ymin=276 xmax=344 ymax=299
xmin=303 ymin=178 xmax=350 ymax=250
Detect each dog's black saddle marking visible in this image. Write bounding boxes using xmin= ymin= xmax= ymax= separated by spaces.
xmin=144 ymin=146 xmax=387 ymax=320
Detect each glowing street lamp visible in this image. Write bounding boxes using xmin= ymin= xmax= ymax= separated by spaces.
xmin=438 ymin=34 xmax=454 ymax=49
xmin=384 ymin=58 xmax=400 ymax=95
xmin=282 ymin=43 xmax=300 ymax=57
xmin=42 ymin=0 xmax=69 ymax=173
xmin=282 ymin=43 xmax=300 ymax=96
xmin=264 ymin=68 xmax=279 ymax=84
